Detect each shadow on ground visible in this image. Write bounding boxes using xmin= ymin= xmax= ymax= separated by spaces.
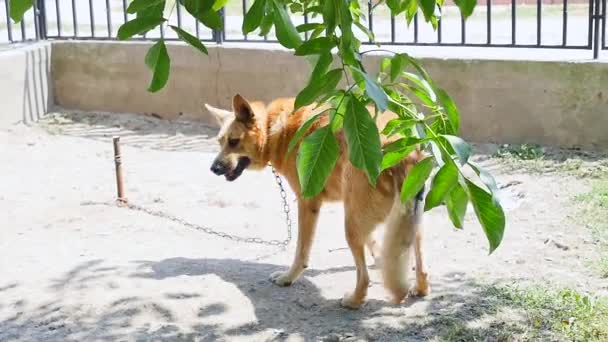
xmin=0 ymin=257 xmax=539 ymax=341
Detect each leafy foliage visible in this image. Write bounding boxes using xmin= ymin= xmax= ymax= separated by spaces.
xmin=9 ymin=0 xmax=505 ymax=253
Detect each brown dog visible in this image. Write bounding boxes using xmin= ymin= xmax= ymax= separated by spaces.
xmin=206 ymin=94 xmax=430 ymax=308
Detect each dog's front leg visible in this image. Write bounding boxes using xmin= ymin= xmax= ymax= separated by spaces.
xmin=270 ymin=198 xmax=321 ymax=286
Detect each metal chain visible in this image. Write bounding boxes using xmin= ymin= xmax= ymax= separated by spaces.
xmin=82 ymin=167 xmax=293 ymax=248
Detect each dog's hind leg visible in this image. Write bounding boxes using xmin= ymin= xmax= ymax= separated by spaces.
xmin=270 ymin=199 xmax=321 ymax=286
xmin=341 ymin=216 xmax=375 ymax=309
xmin=409 ymin=228 xmax=431 ymax=297
xmin=366 ymin=238 xmax=383 ymax=267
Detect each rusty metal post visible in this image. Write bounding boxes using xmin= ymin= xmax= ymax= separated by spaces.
xmin=113 ymin=136 xmax=127 ymax=204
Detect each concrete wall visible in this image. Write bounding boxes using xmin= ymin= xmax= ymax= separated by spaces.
xmin=0 ymin=43 xmax=53 ymax=128
xmin=51 ymin=41 xmax=608 ymax=148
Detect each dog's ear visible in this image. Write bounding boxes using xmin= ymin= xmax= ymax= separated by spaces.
xmin=232 ymin=94 xmax=255 ymax=124
xmin=204 ymin=103 xmax=232 ymax=127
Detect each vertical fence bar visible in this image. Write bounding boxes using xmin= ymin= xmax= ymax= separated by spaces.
xmin=105 ymin=0 xmax=112 ymax=37
xmin=461 ymin=16 xmax=466 ymax=44
xmin=537 ymin=0 xmax=542 ymax=45
xmin=122 ymin=0 xmax=127 ymax=23
xmin=89 ymin=0 xmax=95 ymax=37
xmin=391 ymin=15 xmax=395 ymax=43
xmin=594 ymin=0 xmax=601 ymax=58
xmin=242 ymin=0 xmax=248 ymax=40
xmin=72 ymin=0 xmax=78 ymax=37
xmin=33 ymin=0 xmax=39 ymax=39
xmin=304 ymin=13 xmax=309 ymax=40
xmin=413 ymin=13 xmax=418 ymax=43
xmin=562 ymin=0 xmax=568 ymax=45
xmin=511 ymin=0 xmax=516 ymax=44
xmin=20 ymin=15 xmax=26 ymax=41
xmin=368 ymin=0 xmax=373 ymax=43
xmin=195 ymin=19 xmax=200 ymax=39
xmin=35 ymin=0 xmax=47 ymax=40
xmin=487 ymin=0 xmax=492 ymax=44
xmin=603 ymin=0 xmax=606 ymax=49
xmin=588 ymin=0 xmax=594 ymax=47
xmin=4 ymin=0 xmax=13 ymax=42
xmin=55 ymin=0 xmax=61 ymax=36
xmin=214 ymin=8 xmax=224 ymax=43
xmin=437 ymin=18 xmax=442 ymax=43
xmin=176 ymin=1 xmax=182 ymax=28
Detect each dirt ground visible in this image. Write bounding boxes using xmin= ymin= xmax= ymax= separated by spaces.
xmin=1 ymin=110 xmax=607 ymax=341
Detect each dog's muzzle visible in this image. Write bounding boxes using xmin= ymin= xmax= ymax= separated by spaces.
xmin=210 ymin=157 xmax=251 ymax=182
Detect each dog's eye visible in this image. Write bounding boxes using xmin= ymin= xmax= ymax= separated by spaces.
xmin=228 ymin=138 xmax=240 ymax=148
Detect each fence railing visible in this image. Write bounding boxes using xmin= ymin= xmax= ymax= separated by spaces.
xmin=1 ymin=0 xmax=606 ymax=58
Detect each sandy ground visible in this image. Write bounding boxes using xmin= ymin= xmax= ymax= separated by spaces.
xmin=1 ymin=111 xmax=607 ymax=341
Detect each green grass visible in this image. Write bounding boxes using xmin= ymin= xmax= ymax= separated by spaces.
xmin=576 ymin=177 xmax=608 ymax=278
xmin=494 ymin=286 xmax=608 ymax=342
xmin=435 ymin=284 xmax=608 ymax=342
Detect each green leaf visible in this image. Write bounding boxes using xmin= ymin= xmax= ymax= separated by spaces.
xmin=117 ymin=16 xmax=166 ymax=40
xmin=344 ymin=96 xmax=383 ymax=186
xmin=404 ymin=0 xmax=418 ymax=25
xmin=322 ymin=0 xmax=337 ymax=35
xmin=242 ymin=0 xmax=266 ymax=34
xmin=212 ymin=0 xmax=229 ymax=11
xmin=9 ymin=0 xmax=33 ymax=23
xmin=417 ymin=0 xmax=437 ymax=22
xmin=468 ymin=161 xmax=500 ymax=203
xmin=182 ymin=0 xmax=213 ymax=14
xmin=381 ymin=138 xmax=419 ymax=171
xmin=401 ymin=72 xmax=436 ymax=102
xmin=310 ymin=53 xmax=333 ymax=82
xmin=382 ymin=118 xmax=417 ymax=137
xmin=354 ymin=21 xmax=375 ymax=42
xmin=330 ymin=91 xmax=348 ymax=132
xmin=197 ymin=10 xmax=223 ymax=30
xmin=442 ymin=135 xmax=471 ymax=166
xmin=297 ymin=126 xmax=340 ymax=198
xmin=350 ymin=68 xmax=389 ymax=112
xmin=144 ymin=40 xmax=171 ymax=92
xmin=454 ymin=0 xmax=477 ymax=18
xmin=170 ymin=26 xmax=208 ymax=55
xmin=287 ymin=112 xmax=324 ymax=156
xmin=387 ymin=0 xmax=408 ymax=14
xmin=272 ymin=0 xmax=302 ymax=49
xmin=295 ymin=69 xmax=342 ymax=109
xmin=380 ymin=58 xmax=391 ymax=73
xmin=401 ymin=157 xmax=434 ymax=202
xmin=425 ymin=162 xmax=458 ymax=211
xmin=435 ymin=87 xmax=460 ymax=134
xmin=258 ymin=11 xmax=274 ymax=36
xmin=127 ymin=0 xmax=165 ymax=14
xmin=295 ymin=37 xmax=336 ymax=56
xmin=296 ymin=23 xmax=324 ymax=33
xmin=390 ymin=54 xmax=408 ymax=81
xmin=446 ymin=182 xmax=468 ymax=228
xmin=466 ymin=178 xmax=505 ymax=253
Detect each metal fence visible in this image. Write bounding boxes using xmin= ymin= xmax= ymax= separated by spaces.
xmin=1 ymin=0 xmax=606 ymax=58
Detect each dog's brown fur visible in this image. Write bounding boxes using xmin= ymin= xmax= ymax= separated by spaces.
xmin=206 ymin=94 xmax=430 ymax=308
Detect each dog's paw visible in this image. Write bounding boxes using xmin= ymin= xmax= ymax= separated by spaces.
xmin=269 ymin=271 xmax=294 ymax=287
xmin=408 ymin=283 xmax=431 ymax=298
xmin=340 ymin=293 xmax=365 ymax=309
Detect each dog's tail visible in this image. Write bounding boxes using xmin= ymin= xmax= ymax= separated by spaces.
xmin=381 ymin=151 xmax=425 ymax=304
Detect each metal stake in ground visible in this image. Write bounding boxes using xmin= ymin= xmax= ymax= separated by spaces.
xmin=113 ymin=136 xmax=127 ymax=204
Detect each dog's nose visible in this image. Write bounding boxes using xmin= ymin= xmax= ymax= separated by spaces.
xmin=210 ymin=161 xmax=227 ymax=175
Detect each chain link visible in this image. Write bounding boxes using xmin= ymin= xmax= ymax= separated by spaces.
xmin=82 ymin=167 xmax=293 ymax=248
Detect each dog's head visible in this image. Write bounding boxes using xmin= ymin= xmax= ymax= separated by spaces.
xmin=205 ymin=94 xmax=267 ymax=182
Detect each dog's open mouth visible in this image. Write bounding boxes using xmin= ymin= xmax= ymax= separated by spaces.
xmin=225 ymin=157 xmax=251 ymax=181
